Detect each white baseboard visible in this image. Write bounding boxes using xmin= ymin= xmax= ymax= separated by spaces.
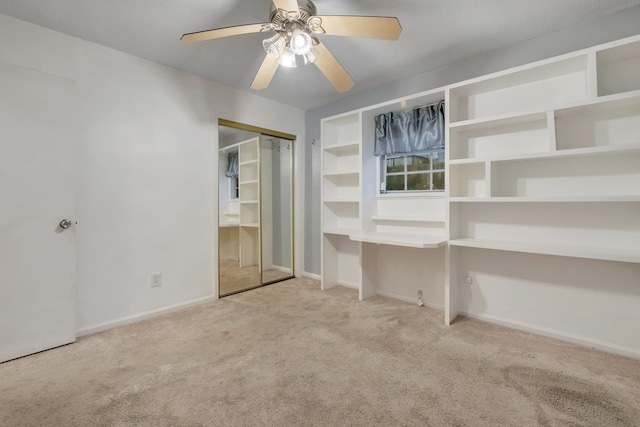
xmin=337 ymin=281 xmax=359 ymax=290
xmin=376 ymin=290 xmax=444 ymax=311
xmin=76 ymin=295 xmax=217 ymax=338
xmin=457 ymin=310 xmax=640 ymax=360
xmin=270 ymin=265 xmax=292 ymax=274
xmin=302 ymin=271 xmax=321 ymax=281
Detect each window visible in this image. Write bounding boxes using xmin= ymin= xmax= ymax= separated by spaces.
xmin=374 ymin=100 xmax=445 ymax=194
xmin=381 ymin=149 xmax=445 ymax=193
xmin=230 ymin=177 xmax=239 ymax=199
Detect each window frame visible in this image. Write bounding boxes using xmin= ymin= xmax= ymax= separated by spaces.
xmin=378 ymin=148 xmax=445 ymax=195
xmin=229 ymin=176 xmax=239 ymax=199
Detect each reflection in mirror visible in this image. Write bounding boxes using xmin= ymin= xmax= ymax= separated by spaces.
xmin=218 ymin=125 xmax=261 ymax=296
xmin=261 ymin=136 xmax=294 ymax=285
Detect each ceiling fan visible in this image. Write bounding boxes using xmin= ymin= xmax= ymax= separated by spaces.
xmin=181 ymin=0 xmax=402 ymax=92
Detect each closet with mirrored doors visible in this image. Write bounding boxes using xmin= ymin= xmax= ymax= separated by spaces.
xmin=218 ymin=121 xmax=295 ymax=297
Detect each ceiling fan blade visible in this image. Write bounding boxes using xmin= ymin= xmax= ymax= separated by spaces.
xmin=181 ymin=23 xmax=270 ymax=43
xmin=272 ymin=0 xmax=300 ymax=15
xmin=311 ymin=16 xmax=402 ymax=40
xmin=251 ymin=54 xmax=280 ymax=90
xmin=314 ymin=42 xmax=354 ymax=93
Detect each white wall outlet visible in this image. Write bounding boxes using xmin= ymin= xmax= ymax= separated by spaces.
xmin=151 ymin=273 xmax=162 ymax=288
xmin=465 ymin=275 xmax=473 ymax=284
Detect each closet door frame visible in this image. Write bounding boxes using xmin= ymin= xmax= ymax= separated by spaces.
xmin=217 ymin=119 xmax=296 ymax=297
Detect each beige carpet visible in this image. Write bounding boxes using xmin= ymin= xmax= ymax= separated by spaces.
xmin=219 ymin=259 xmax=293 ymax=296
xmin=2 ymin=278 xmax=640 ymax=426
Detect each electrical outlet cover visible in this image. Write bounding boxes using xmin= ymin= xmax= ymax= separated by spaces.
xmin=151 ymin=273 xmax=162 ymax=288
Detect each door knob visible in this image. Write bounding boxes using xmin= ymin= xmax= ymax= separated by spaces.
xmin=59 ymin=219 xmax=72 ymax=230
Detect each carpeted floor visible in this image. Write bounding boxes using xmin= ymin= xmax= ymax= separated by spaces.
xmin=1 ymin=277 xmax=639 ymax=426
xmin=219 ymin=259 xmax=292 ymax=296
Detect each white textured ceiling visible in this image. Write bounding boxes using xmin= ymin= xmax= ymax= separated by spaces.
xmin=1 ymin=0 xmax=640 ymax=110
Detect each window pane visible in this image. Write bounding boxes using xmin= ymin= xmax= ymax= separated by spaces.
xmin=386 ymin=157 xmax=404 ymax=173
xmin=386 ymin=174 xmax=405 ymax=191
xmin=432 ymin=151 xmax=444 ymax=170
xmin=407 ymin=173 xmax=430 ymax=191
xmin=433 ymin=172 xmax=445 ymax=190
xmin=406 ymin=154 xmax=430 ymax=172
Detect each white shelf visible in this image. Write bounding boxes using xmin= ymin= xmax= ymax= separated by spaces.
xmin=450 ymin=110 xmax=547 ymax=131
xmin=597 ymin=39 xmax=640 ymax=97
xmin=239 ymin=180 xmax=258 ymax=185
xmin=371 ymin=215 xmax=445 ymax=223
xmin=323 ymin=141 xmax=359 ymax=152
xmin=240 ymin=200 xmax=259 ymax=204
xmin=555 ymin=89 xmax=640 ymax=117
xmin=449 ymin=196 xmax=640 ymax=203
xmin=449 ymin=238 xmax=640 ymax=264
xmin=323 ymin=199 xmax=360 ymax=204
xmin=449 ymin=89 xmax=640 ymax=128
xmin=239 ymin=159 xmax=258 ymax=166
xmin=448 ymin=142 xmax=640 ymax=165
xmin=240 ymin=223 xmax=259 ymax=228
xmin=349 ymin=231 xmax=447 ymax=249
xmin=323 ymin=228 xmax=361 ymax=236
xmin=449 ymin=55 xmax=589 ymax=122
xmin=323 ymin=170 xmax=359 ymax=177
xmin=219 ymin=222 xmax=239 ymax=228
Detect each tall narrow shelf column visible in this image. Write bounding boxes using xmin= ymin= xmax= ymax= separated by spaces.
xmin=321 ymin=112 xmax=362 ymax=294
xmin=238 ymin=137 xmax=261 ymax=269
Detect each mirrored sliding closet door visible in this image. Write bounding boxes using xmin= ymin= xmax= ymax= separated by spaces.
xmin=218 ymin=122 xmax=294 ymax=297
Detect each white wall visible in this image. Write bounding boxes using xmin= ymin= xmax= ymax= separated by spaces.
xmin=0 ymin=14 xmax=305 ymax=334
xmin=455 ymin=248 xmax=640 ymax=356
xmin=374 ymin=246 xmax=445 ymax=308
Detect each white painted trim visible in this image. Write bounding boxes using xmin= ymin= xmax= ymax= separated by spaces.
xmin=270 ymin=265 xmax=292 ymax=273
xmin=213 ymin=118 xmax=221 ymax=301
xmin=338 ymin=281 xmax=359 ymax=290
xmin=294 ymin=131 xmax=305 ymax=279
xmin=376 ymin=290 xmax=444 ymax=311
xmin=376 ymin=193 xmax=446 ymax=200
xmin=458 ymin=310 xmax=640 ymax=360
xmin=76 ymin=295 xmax=216 ymax=338
xmin=302 ymin=271 xmax=322 ymax=281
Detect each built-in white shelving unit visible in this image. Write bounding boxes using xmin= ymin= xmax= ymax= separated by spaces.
xmin=321 ymin=112 xmax=363 ymax=294
xmin=445 ymin=35 xmax=640 ymax=357
xmin=218 ymin=137 xmax=263 ymax=268
xmin=320 ymin=33 xmax=640 ymax=358
xmin=238 ymin=137 xmax=261 ymax=269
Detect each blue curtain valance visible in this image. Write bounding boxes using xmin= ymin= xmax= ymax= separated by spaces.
xmin=225 ymin=152 xmax=238 ymax=178
xmin=374 ymin=100 xmax=445 ymax=156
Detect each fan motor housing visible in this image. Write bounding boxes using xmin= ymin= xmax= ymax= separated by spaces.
xmin=269 ymin=0 xmax=317 ymax=25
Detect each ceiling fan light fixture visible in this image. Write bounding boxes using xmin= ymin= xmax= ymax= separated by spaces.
xmin=290 ymin=30 xmax=313 ymax=55
xmin=181 ymin=0 xmax=402 ymax=92
xmin=278 ymin=49 xmax=297 ymax=68
xmin=303 ymin=49 xmax=317 ymax=65
xmin=263 ymin=33 xmax=286 ymax=58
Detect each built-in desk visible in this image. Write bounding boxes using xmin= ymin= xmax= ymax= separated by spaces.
xmin=349 ymin=231 xmax=447 ymax=249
